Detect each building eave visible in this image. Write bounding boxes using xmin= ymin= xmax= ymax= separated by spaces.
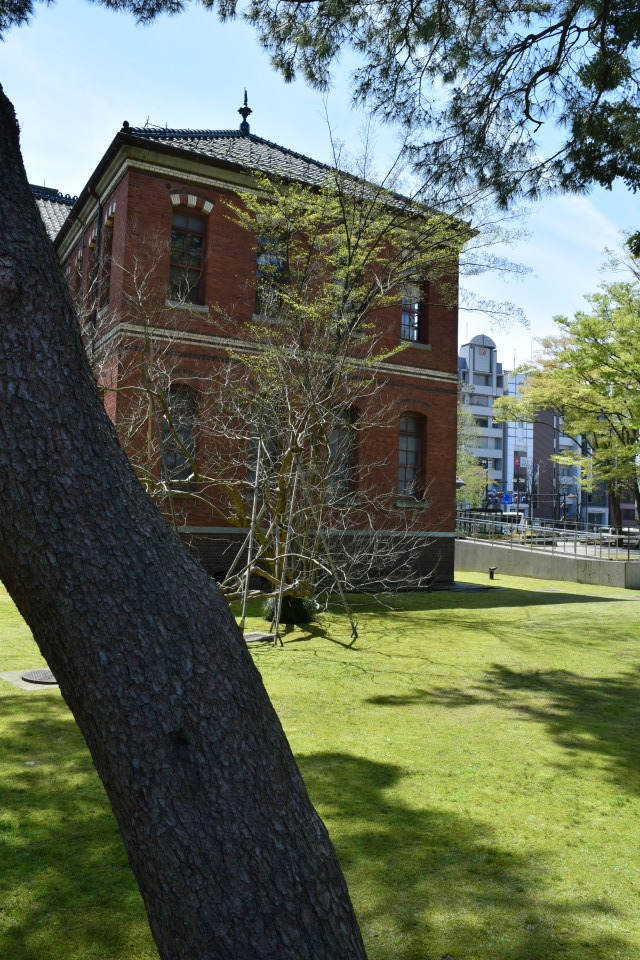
xmin=55 ymin=132 xmax=281 ymax=260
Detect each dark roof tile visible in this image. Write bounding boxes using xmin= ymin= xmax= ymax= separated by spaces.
xmin=126 ymin=127 xmax=338 ymax=188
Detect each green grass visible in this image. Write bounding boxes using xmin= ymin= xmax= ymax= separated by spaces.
xmin=3 ymin=574 xmax=640 ymax=958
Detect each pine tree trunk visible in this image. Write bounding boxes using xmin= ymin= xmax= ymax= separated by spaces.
xmin=0 ymin=83 xmax=367 ymax=960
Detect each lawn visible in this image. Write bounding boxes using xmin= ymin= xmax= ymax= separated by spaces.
xmin=2 ymin=573 xmax=640 ymax=959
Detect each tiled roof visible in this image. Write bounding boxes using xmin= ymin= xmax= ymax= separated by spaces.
xmin=31 ymin=185 xmax=76 ymax=241
xmin=123 ymin=125 xmax=341 ymax=189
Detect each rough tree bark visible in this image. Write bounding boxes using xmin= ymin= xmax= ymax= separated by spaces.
xmin=0 ymin=83 xmax=367 ymax=960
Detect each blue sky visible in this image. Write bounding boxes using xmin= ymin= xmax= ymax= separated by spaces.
xmin=3 ymin=0 xmax=637 ymax=369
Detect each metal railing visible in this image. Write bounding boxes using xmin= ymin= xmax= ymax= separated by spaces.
xmin=456 ymin=514 xmax=640 ymax=562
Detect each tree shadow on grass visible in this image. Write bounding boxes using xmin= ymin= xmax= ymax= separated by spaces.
xmin=283 ymin=620 xmax=360 ymax=649
xmin=367 ymin=665 xmax=640 ymax=797
xmin=339 ymin=585 xmax=635 ymax=617
xmin=368 ymin=687 xmax=483 ymax=709
xmin=478 ymin=664 xmax=640 ymax=796
xmin=3 ymin=685 xmax=638 ymax=960
xmin=0 ymin=693 xmax=156 ymax=960
xmin=299 ymin=751 xmax=636 ymax=960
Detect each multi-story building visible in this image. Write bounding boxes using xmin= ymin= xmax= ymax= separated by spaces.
xmin=502 ymin=370 xmax=534 ymax=512
xmin=457 ymin=334 xmax=505 ymax=489
xmin=458 ymin=334 xmax=608 ymax=525
xmin=34 ymin=112 xmax=461 ymax=583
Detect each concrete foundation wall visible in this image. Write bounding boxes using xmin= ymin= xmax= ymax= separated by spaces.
xmin=455 ymin=538 xmax=640 ymax=590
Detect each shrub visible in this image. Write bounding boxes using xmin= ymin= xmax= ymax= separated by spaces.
xmin=263 ymin=596 xmax=317 ymax=625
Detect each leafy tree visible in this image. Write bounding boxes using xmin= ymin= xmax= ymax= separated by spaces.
xmin=205 ymin=0 xmax=640 ymax=203
xmin=215 ymin=172 xmax=464 ymax=616
xmin=456 ymin=393 xmax=489 ymax=508
xmin=4 ymin=0 xmax=639 ymax=202
xmin=494 ymin=280 xmax=640 ymax=527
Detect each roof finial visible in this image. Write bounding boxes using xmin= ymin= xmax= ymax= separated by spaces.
xmin=238 ymin=90 xmax=252 ymax=135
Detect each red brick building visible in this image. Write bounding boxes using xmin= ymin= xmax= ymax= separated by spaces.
xmin=33 ymin=114 xmax=459 ymax=584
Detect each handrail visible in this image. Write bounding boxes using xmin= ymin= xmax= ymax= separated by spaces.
xmin=455 ymin=515 xmax=639 ymax=561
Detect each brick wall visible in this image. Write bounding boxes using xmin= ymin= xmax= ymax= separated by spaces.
xmin=59 ymin=158 xmax=459 ymax=584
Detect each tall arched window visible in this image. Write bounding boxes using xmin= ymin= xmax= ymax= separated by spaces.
xmin=328 ymin=411 xmax=356 ymax=497
xmin=398 ymin=414 xmax=424 ymax=498
xmin=161 ymin=385 xmax=198 ymax=481
xmin=255 ymin=233 xmax=286 ymax=316
xmin=170 ymin=211 xmax=205 ymax=303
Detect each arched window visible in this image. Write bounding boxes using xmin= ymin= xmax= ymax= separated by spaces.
xmin=398 ymin=414 xmax=424 ymax=498
xmin=170 ymin=211 xmax=205 ymax=303
xmin=248 ymin=418 xmax=281 ymax=491
xmin=328 ymin=411 xmax=356 ymax=497
xmin=161 ymin=385 xmax=198 ymax=481
xmin=255 ymin=234 xmax=286 ymax=316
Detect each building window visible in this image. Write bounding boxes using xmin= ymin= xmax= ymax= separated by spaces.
xmin=70 ymin=253 xmax=83 ymax=298
xmin=248 ymin=415 xmax=281 ymax=490
xmin=398 ymin=414 xmax=424 ymax=498
xmin=161 ymin=385 xmax=198 ymax=481
xmin=401 ymin=283 xmax=424 ymax=342
xmin=98 ymin=219 xmax=114 ymax=310
xmin=87 ymin=238 xmax=98 ymax=303
xmin=170 ymin=212 xmax=204 ymax=303
xmin=328 ymin=413 xmax=356 ymax=497
xmin=256 ymin=234 xmax=286 ymax=316
xmin=474 ymin=416 xmax=489 ymax=428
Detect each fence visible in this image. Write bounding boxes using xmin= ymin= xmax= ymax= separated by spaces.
xmin=456 ymin=514 xmax=640 ymax=563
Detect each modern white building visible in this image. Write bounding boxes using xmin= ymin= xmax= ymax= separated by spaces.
xmin=502 ymin=370 xmax=534 ymax=511
xmin=458 ymin=335 xmax=505 ymax=488
xmin=458 ymin=334 xmax=608 ymax=524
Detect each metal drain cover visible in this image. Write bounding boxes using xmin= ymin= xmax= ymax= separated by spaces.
xmin=21 ymin=668 xmax=57 ymax=685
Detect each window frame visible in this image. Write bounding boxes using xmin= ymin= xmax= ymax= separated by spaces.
xmin=161 ymin=384 xmax=198 ymax=483
xmin=328 ymin=411 xmax=357 ymax=498
xmin=98 ymin=216 xmax=114 ymax=311
xmin=169 ymin=211 xmax=206 ymax=305
xmin=255 ymin=233 xmax=286 ymax=317
xmin=397 ymin=413 xmax=425 ymax=500
xmin=400 ymin=282 xmax=427 ymax=344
